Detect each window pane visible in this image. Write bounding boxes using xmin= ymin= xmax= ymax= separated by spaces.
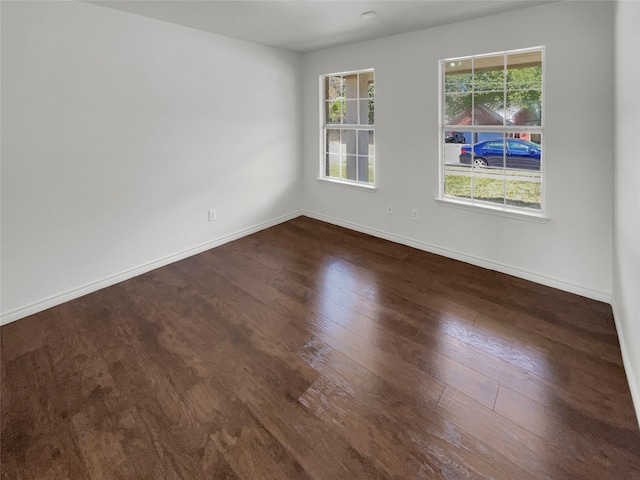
xmin=358 ymin=130 xmax=374 ymax=156
xmin=445 ymin=58 xmax=473 ymax=90
xmin=368 ymin=156 xmax=375 ymax=183
xmin=326 ymin=152 xmax=342 ymax=179
xmin=473 ymin=55 xmax=504 ymax=126
xmin=363 ymin=77 xmax=376 ymax=125
xmin=357 ymin=156 xmax=370 ymax=182
xmin=443 ymin=134 xmax=467 ymax=166
xmin=471 ymin=132 xmax=505 ymax=205
xmin=505 ymin=170 xmax=541 ymax=209
xmin=344 ymin=74 xmax=358 ymax=99
xmin=325 ymin=76 xmax=343 ymax=101
xmin=346 ymin=155 xmax=357 ymax=180
xmin=444 ymin=130 xmax=469 ymax=143
xmin=444 ymin=165 xmax=472 ymax=200
xmin=360 ymin=100 xmax=374 ymax=125
xmin=326 ymin=128 xmax=341 ymax=152
xmin=359 ymin=72 xmax=374 ymax=98
xmin=343 ymin=129 xmax=356 ymax=156
xmin=506 ymin=136 xmax=541 ymax=171
xmin=351 ymin=72 xmax=374 ymax=124
xmin=458 ymin=131 xmax=505 ymax=169
xmin=473 ymin=176 xmax=505 ymax=205
xmin=506 ymin=51 xmax=542 ymax=126
xmin=444 ymin=93 xmax=471 ymax=125
xmin=325 ymin=129 xmax=341 ymax=178
xmin=505 ymin=135 xmax=542 ymax=209
xmin=326 ymin=99 xmax=344 ymax=124
xmin=444 ymin=58 xmax=472 ymax=125
xmin=345 ymin=100 xmax=358 ymax=124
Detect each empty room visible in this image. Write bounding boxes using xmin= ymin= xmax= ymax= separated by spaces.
xmin=1 ymin=0 xmax=639 ymax=478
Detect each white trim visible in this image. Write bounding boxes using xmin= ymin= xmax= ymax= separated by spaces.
xmin=322 ymin=67 xmax=374 ymax=78
xmin=324 ymin=124 xmax=375 ymax=130
xmin=3 ymin=209 xmax=610 ymax=321
xmin=0 ymin=211 xmax=303 ymax=326
xmin=5 ymin=207 xmax=629 ymax=423
xmin=302 ymin=210 xmax=611 ymax=303
xmin=436 ymin=197 xmax=549 ymax=223
xmin=316 ymin=177 xmax=377 ymax=192
xmin=444 ymin=45 xmax=546 ymax=64
xmin=439 ymin=46 xmax=546 ymax=214
xmin=444 ymin=125 xmax=542 ymax=133
xmin=611 ymin=301 xmax=640 ymax=429
xmin=321 ymin=68 xmax=376 ymax=186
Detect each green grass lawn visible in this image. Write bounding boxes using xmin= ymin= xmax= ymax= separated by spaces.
xmin=327 ymin=162 xmax=539 ymax=209
xmin=445 ymin=173 xmax=541 ymax=209
xmin=328 ymin=163 xmax=374 ymax=184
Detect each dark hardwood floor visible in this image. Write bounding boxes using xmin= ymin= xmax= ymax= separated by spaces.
xmin=2 ymin=216 xmax=639 ymax=479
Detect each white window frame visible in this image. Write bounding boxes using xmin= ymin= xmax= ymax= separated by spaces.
xmin=318 ymin=69 xmax=376 ymax=190
xmin=438 ymin=47 xmax=547 ymax=221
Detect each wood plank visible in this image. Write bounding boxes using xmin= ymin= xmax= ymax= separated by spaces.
xmin=438 ymin=387 xmax=622 ymax=480
xmin=1 ymin=347 xmax=91 ymax=479
xmin=213 ymin=239 xmax=498 ymax=409
xmin=494 ymin=385 xmax=640 ymax=475
xmin=295 ymin=342 xmax=538 ymax=480
xmin=2 ymin=216 xmax=639 ymax=479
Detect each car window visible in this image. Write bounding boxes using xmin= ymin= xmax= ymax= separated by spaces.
xmin=508 ymin=141 xmax=529 ymax=152
xmin=486 ymin=141 xmax=504 ymax=149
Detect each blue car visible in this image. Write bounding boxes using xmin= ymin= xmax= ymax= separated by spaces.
xmin=459 ymin=138 xmax=541 ymax=170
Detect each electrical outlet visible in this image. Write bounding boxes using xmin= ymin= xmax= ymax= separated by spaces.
xmin=208 ymin=209 xmax=217 ymax=222
xmin=387 ymin=203 xmax=393 ymax=215
xmin=411 ymin=208 xmax=419 ymax=221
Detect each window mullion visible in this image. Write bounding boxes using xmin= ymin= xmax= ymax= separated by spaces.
xmin=356 ymin=73 xmax=360 ymax=125
xmin=503 ymin=54 xmax=507 ymax=205
xmin=470 ymin=57 xmax=475 ymax=200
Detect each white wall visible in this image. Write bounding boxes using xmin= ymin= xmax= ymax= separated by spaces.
xmin=613 ymin=0 xmax=640 ymax=423
xmin=0 ymin=1 xmax=302 ymax=323
xmin=302 ymin=1 xmax=614 ymax=301
xmin=0 ymin=1 xmax=623 ymax=322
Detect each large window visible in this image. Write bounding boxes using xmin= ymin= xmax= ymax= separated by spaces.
xmin=321 ymin=69 xmax=375 ymax=185
xmin=440 ymin=48 xmax=544 ymax=213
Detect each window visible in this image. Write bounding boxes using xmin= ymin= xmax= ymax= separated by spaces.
xmin=321 ymin=69 xmax=375 ymax=186
xmin=440 ymin=47 xmax=544 ymax=213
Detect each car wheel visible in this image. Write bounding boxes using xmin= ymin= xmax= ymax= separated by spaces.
xmin=472 ymin=157 xmax=488 ymax=167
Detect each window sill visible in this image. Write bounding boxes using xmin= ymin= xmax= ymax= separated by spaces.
xmin=316 ymin=177 xmax=377 ymax=192
xmin=435 ymin=197 xmax=549 ymax=223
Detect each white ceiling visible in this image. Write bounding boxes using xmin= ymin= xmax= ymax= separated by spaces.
xmin=88 ymin=0 xmax=556 ymax=53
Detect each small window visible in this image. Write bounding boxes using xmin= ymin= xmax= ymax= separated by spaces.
xmin=440 ymin=48 xmax=544 ymax=213
xmin=321 ymin=69 xmax=375 ymax=185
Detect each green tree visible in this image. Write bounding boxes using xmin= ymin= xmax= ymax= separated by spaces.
xmin=329 ymin=99 xmax=345 ymax=123
xmin=368 ymin=83 xmax=374 ymax=124
xmin=326 ymin=76 xmax=345 ymax=123
xmin=445 ymin=65 xmax=541 ymax=124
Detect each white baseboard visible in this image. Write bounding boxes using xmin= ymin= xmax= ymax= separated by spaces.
xmin=2 ymin=209 xmax=612 ymax=324
xmin=0 ymin=210 xmax=303 ymax=326
xmin=302 ymin=210 xmax=612 ymax=304
xmin=4 ymin=208 xmax=632 ymax=424
xmin=611 ymin=301 xmax=640 ymax=429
